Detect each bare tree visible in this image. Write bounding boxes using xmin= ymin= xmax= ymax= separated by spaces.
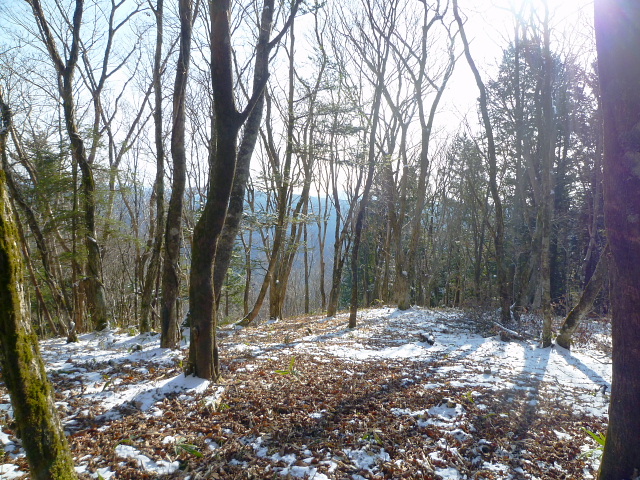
xmin=0 ymin=87 xmax=77 ymax=480
xmin=556 ymin=244 xmax=609 ymax=349
xmin=391 ymin=0 xmax=456 ymax=311
xmin=160 ymin=0 xmax=193 ymax=349
xmin=139 ymin=0 xmax=166 ymax=334
xmin=344 ymin=0 xmax=397 ymax=328
xmin=453 ymin=0 xmax=511 ymax=327
xmin=26 ymin=0 xmax=109 ymax=330
xmin=186 ymin=0 xmax=300 ymax=379
xmin=214 ymin=0 xmax=314 ymax=328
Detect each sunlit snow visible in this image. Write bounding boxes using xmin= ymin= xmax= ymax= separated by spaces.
xmin=0 ymin=307 xmax=611 ymax=478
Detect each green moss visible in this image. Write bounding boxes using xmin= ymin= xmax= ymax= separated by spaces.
xmin=0 ymin=169 xmax=77 ymax=478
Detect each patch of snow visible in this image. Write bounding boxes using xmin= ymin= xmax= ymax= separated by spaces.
xmin=90 ymin=467 xmax=116 ymax=479
xmin=449 ymin=428 xmax=473 ymax=443
xmin=435 ymin=467 xmax=461 ymax=479
xmin=0 ymin=307 xmax=613 ymax=478
xmin=280 ymin=465 xmax=329 ymax=479
xmin=114 ymin=444 xmax=179 ymax=475
xmin=428 ymin=402 xmax=466 ymax=421
xmin=93 ymin=373 xmax=210 ymax=420
xmin=0 ymin=463 xmax=24 ymax=479
xmin=344 ymin=447 xmax=389 ymax=472
xmin=0 ymin=430 xmax=14 ymax=448
xmin=322 ymin=343 xmax=430 ymax=361
xmin=205 ymin=438 xmax=220 ymax=451
xmin=0 ymin=404 xmax=13 ymax=419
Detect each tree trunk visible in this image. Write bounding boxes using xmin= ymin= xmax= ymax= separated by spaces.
xmin=267 ymin=22 xmax=298 ymax=321
xmin=13 ymin=206 xmax=62 ymax=337
xmin=241 ymin=228 xmax=252 ymax=317
xmin=263 ymin=9 xmax=322 ymax=321
xmin=595 ymin=1 xmax=640 ymax=476
xmin=140 ymin=0 xmax=165 ymax=334
xmin=326 ymin=157 xmax=355 ymax=317
xmin=316 ymin=194 xmax=329 ymax=311
xmin=453 ymin=0 xmax=511 ymax=327
xmin=211 ymin=0 xmax=278 ymax=308
xmin=304 ymin=222 xmax=310 ymax=314
xmin=511 ymin=20 xmax=527 ymax=324
xmin=212 ymin=0 xmax=301 ymax=330
xmin=0 ymin=88 xmax=77 ymax=480
xmin=1 ymin=155 xmax=73 ymax=334
xmin=28 ymin=0 xmax=109 ymax=331
xmin=327 ymin=242 xmax=348 ymax=317
xmin=348 ymin=7 xmax=391 ymax=328
xmin=349 ymin=118 xmax=382 ymax=328
xmin=188 ymin=0 xmax=299 ymax=378
xmin=556 ymin=244 xmax=609 ymax=350
xmin=396 ymin=7 xmax=454 ymax=311
xmin=539 ymin=3 xmax=555 ymax=347
xmin=161 ymin=0 xmax=191 ymax=350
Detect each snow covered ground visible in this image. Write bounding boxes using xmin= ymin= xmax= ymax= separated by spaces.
xmin=0 ymin=307 xmax=611 ymax=479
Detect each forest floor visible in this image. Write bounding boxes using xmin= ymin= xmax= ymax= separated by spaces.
xmin=0 ymin=307 xmax=612 ymax=480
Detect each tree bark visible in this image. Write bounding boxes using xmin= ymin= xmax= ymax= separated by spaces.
xmin=347 ymin=0 xmax=395 ymax=328
xmin=326 ymin=113 xmax=358 ymax=318
xmin=349 ymin=86 xmax=383 ymax=328
xmin=0 ymin=153 xmax=73 ymax=334
xmin=160 ymin=0 xmax=192 ymax=350
xmin=0 ymin=88 xmax=77 ymax=480
xmin=453 ymin=1 xmax=511 ymax=327
xmin=267 ymin=22 xmax=299 ymax=321
xmin=595 ymin=0 xmax=640 ymax=477
xmin=556 ymin=244 xmax=609 ymax=350
xmin=211 ymin=0 xmax=283 ymax=308
xmin=539 ymin=2 xmax=555 ymax=347
xmin=28 ymin=0 xmax=109 ymax=331
xmin=187 ymin=0 xmax=299 ymax=378
xmin=395 ymin=5 xmax=455 ymax=311
xmin=140 ymin=0 xmax=165 ymax=334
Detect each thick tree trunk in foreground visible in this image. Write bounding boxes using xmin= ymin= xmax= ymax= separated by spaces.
xmin=193 ymin=0 xmax=300 ymax=350
xmin=556 ymin=244 xmax=609 ymax=350
xmin=188 ymin=0 xmax=301 ymax=378
xmin=595 ymin=0 xmax=640 ymax=477
xmin=0 ymin=90 xmax=77 ymax=480
xmin=212 ymin=0 xmax=280 ymax=310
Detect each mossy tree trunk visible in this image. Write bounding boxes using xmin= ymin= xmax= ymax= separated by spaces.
xmin=0 ymin=89 xmax=77 ymax=480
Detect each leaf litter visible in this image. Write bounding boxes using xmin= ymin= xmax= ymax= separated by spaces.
xmin=0 ymin=307 xmax=611 ymax=479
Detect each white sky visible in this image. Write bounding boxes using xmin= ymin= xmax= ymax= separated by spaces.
xmin=441 ymin=0 xmax=595 ymax=136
